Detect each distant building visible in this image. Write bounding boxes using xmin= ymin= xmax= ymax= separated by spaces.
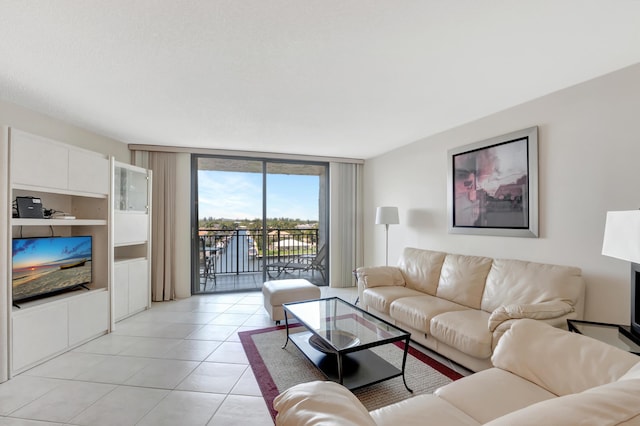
xmin=295 ymin=223 xmax=317 ymax=229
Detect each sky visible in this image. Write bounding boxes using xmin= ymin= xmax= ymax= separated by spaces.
xmin=13 ymin=236 xmax=92 ymax=269
xmin=198 ymin=170 xmax=320 ymax=221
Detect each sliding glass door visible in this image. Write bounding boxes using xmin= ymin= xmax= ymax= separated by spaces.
xmin=192 ymin=155 xmax=328 ymax=294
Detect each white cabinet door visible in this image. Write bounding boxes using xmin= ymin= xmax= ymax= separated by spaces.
xmin=68 ymin=291 xmax=108 ymax=346
xmin=128 ymin=259 xmax=149 ymax=314
xmin=11 ymin=130 xmax=68 ymax=189
xmin=68 ymin=149 xmax=109 ymax=195
xmin=114 ymin=164 xmax=148 ymax=212
xmin=113 ymin=262 xmax=130 ymax=321
xmin=113 ymin=259 xmax=148 ymax=321
xmin=114 ymin=212 xmax=149 ymax=245
xmin=11 ymin=129 xmax=109 ymax=195
xmin=12 ymin=303 xmax=68 ymax=372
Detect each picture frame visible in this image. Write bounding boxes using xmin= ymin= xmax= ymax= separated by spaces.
xmin=447 ymin=126 xmax=538 ymax=237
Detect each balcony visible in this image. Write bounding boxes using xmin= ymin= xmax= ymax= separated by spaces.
xmin=198 ymin=228 xmax=325 ymax=293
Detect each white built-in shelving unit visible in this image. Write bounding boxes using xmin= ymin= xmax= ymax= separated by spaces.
xmin=5 ymin=128 xmax=112 ymax=375
xmin=0 ymin=128 xmax=151 ymax=379
xmin=111 ymin=160 xmax=152 ymax=324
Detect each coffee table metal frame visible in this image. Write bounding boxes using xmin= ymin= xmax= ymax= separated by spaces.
xmin=282 ymin=297 xmax=413 ymax=392
xmin=567 ymin=319 xmax=640 ymax=355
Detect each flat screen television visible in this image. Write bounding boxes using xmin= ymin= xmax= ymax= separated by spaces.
xmin=12 ymin=236 xmax=92 ymax=303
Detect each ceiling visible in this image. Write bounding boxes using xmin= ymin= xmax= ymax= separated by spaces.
xmin=1 ymin=1 xmax=640 ymax=160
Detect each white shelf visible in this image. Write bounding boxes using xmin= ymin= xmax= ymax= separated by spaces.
xmin=12 ymin=183 xmax=107 ymax=199
xmin=114 ymin=241 xmax=147 ymax=248
xmin=12 ymin=287 xmax=105 ymax=312
xmin=13 ymin=219 xmax=107 ymax=226
xmin=114 ymin=256 xmax=147 ymax=264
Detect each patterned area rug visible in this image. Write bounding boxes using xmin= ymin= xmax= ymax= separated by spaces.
xmin=239 ymin=325 xmax=463 ymax=421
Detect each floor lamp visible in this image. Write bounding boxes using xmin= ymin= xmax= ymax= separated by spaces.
xmin=376 ymin=206 xmax=399 ymax=266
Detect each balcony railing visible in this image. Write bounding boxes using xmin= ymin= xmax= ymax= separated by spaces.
xmin=199 ymin=228 xmax=320 ymax=276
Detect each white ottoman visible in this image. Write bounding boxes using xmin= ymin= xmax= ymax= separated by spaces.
xmin=263 ymin=279 xmax=321 ymax=324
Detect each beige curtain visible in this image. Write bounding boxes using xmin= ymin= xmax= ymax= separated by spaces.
xmin=329 ymin=162 xmax=364 ymax=288
xmin=132 ymin=151 xmax=177 ymax=301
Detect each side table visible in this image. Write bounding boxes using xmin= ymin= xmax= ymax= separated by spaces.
xmin=567 ymin=319 xmax=640 ymax=355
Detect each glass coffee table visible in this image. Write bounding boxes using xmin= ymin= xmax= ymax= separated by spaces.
xmin=282 ymin=297 xmax=413 ymax=392
xmin=567 ymin=319 xmax=640 ymax=355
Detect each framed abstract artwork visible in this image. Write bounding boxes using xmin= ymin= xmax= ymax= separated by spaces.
xmin=447 ymin=126 xmax=538 ymax=237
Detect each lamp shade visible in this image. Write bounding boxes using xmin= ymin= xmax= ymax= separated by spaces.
xmin=375 ymin=206 xmax=399 ymax=225
xmin=602 ymin=210 xmax=640 ymax=263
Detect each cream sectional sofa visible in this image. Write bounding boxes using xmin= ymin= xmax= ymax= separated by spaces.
xmin=356 ymin=247 xmax=586 ymax=371
xmin=273 ymin=320 xmax=640 ymax=425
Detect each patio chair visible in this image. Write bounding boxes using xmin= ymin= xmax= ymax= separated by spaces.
xmin=200 ymin=237 xmax=217 ymax=289
xmin=265 ymin=244 xmax=326 ymax=280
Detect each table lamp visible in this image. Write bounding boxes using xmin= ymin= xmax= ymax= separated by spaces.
xmin=376 ymin=206 xmax=399 ymax=266
xmin=602 ymin=210 xmax=640 ymax=338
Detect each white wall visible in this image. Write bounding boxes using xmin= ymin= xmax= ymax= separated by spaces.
xmin=0 ymin=100 xmax=130 ymax=161
xmin=363 ymin=63 xmax=640 ymax=325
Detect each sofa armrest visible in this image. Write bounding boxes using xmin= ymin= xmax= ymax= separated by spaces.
xmin=488 ymin=301 xmax=574 ymax=332
xmin=356 ymin=266 xmax=405 ymax=308
xmin=273 ymin=381 xmax=377 ymax=426
xmin=356 ymin=266 xmax=405 ymax=289
xmin=491 ymin=320 xmax=640 ymax=396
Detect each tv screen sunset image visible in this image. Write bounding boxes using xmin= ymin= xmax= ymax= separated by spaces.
xmin=12 ymin=236 xmax=92 ymax=302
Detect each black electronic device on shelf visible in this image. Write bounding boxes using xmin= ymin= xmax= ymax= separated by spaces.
xmin=15 ymin=196 xmax=44 ymax=218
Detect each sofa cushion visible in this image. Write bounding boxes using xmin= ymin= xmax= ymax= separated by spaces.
xmin=480 ymin=258 xmax=583 ymax=313
xmin=492 ymin=319 xmax=640 ymax=396
xmin=390 ymin=295 xmax=468 ymax=333
xmin=370 ymin=394 xmax=480 ymax=426
xmin=397 ymin=247 xmax=446 ymax=295
xmin=363 ymin=286 xmax=425 ymax=314
xmin=484 ymin=379 xmax=640 ymax=426
xmin=273 ymin=381 xmax=376 ymax=426
xmin=430 ymin=310 xmax=493 ymax=359
xmin=436 ymin=254 xmax=493 ymax=309
xmin=357 ymin=266 xmax=405 ymax=288
xmin=434 ymin=368 xmax=556 ymax=424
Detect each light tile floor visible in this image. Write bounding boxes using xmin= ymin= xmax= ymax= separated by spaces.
xmin=0 ymin=286 xmax=470 ymax=425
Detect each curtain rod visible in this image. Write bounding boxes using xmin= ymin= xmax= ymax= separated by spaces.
xmin=128 ymin=144 xmax=365 ymax=164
